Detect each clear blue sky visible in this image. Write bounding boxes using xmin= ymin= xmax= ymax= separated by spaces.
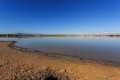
xmin=0 ymin=0 xmax=120 ymax=34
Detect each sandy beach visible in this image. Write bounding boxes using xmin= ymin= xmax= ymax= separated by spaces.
xmin=0 ymin=41 xmax=120 ymax=80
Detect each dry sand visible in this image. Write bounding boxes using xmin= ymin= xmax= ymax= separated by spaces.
xmin=0 ymin=41 xmax=120 ymax=80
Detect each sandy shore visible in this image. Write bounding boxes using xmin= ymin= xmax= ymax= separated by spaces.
xmin=0 ymin=41 xmax=120 ymax=80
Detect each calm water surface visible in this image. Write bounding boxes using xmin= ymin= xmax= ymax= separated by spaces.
xmin=1 ymin=37 xmax=120 ymax=63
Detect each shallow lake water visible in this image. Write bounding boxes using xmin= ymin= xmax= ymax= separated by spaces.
xmin=1 ymin=37 xmax=120 ymax=63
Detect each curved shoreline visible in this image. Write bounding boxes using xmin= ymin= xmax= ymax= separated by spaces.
xmin=1 ymin=41 xmax=120 ymax=79
xmin=8 ymin=41 xmax=120 ymax=67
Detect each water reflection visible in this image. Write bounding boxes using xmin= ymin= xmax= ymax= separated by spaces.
xmin=1 ymin=37 xmax=120 ymax=63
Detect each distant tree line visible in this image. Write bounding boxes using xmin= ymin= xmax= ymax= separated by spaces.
xmin=0 ymin=34 xmax=120 ymax=38
xmin=108 ymin=35 xmax=120 ymax=37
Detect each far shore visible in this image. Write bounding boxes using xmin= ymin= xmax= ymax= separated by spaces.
xmin=0 ymin=33 xmax=120 ymax=38
xmin=0 ymin=41 xmax=120 ymax=80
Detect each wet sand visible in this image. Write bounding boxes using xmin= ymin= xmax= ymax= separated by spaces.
xmin=0 ymin=41 xmax=120 ymax=80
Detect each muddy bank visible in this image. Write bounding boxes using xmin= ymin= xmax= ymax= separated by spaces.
xmin=10 ymin=41 xmax=120 ymax=67
xmin=0 ymin=41 xmax=120 ymax=80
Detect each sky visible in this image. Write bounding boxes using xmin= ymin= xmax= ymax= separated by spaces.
xmin=0 ymin=0 xmax=120 ymax=34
